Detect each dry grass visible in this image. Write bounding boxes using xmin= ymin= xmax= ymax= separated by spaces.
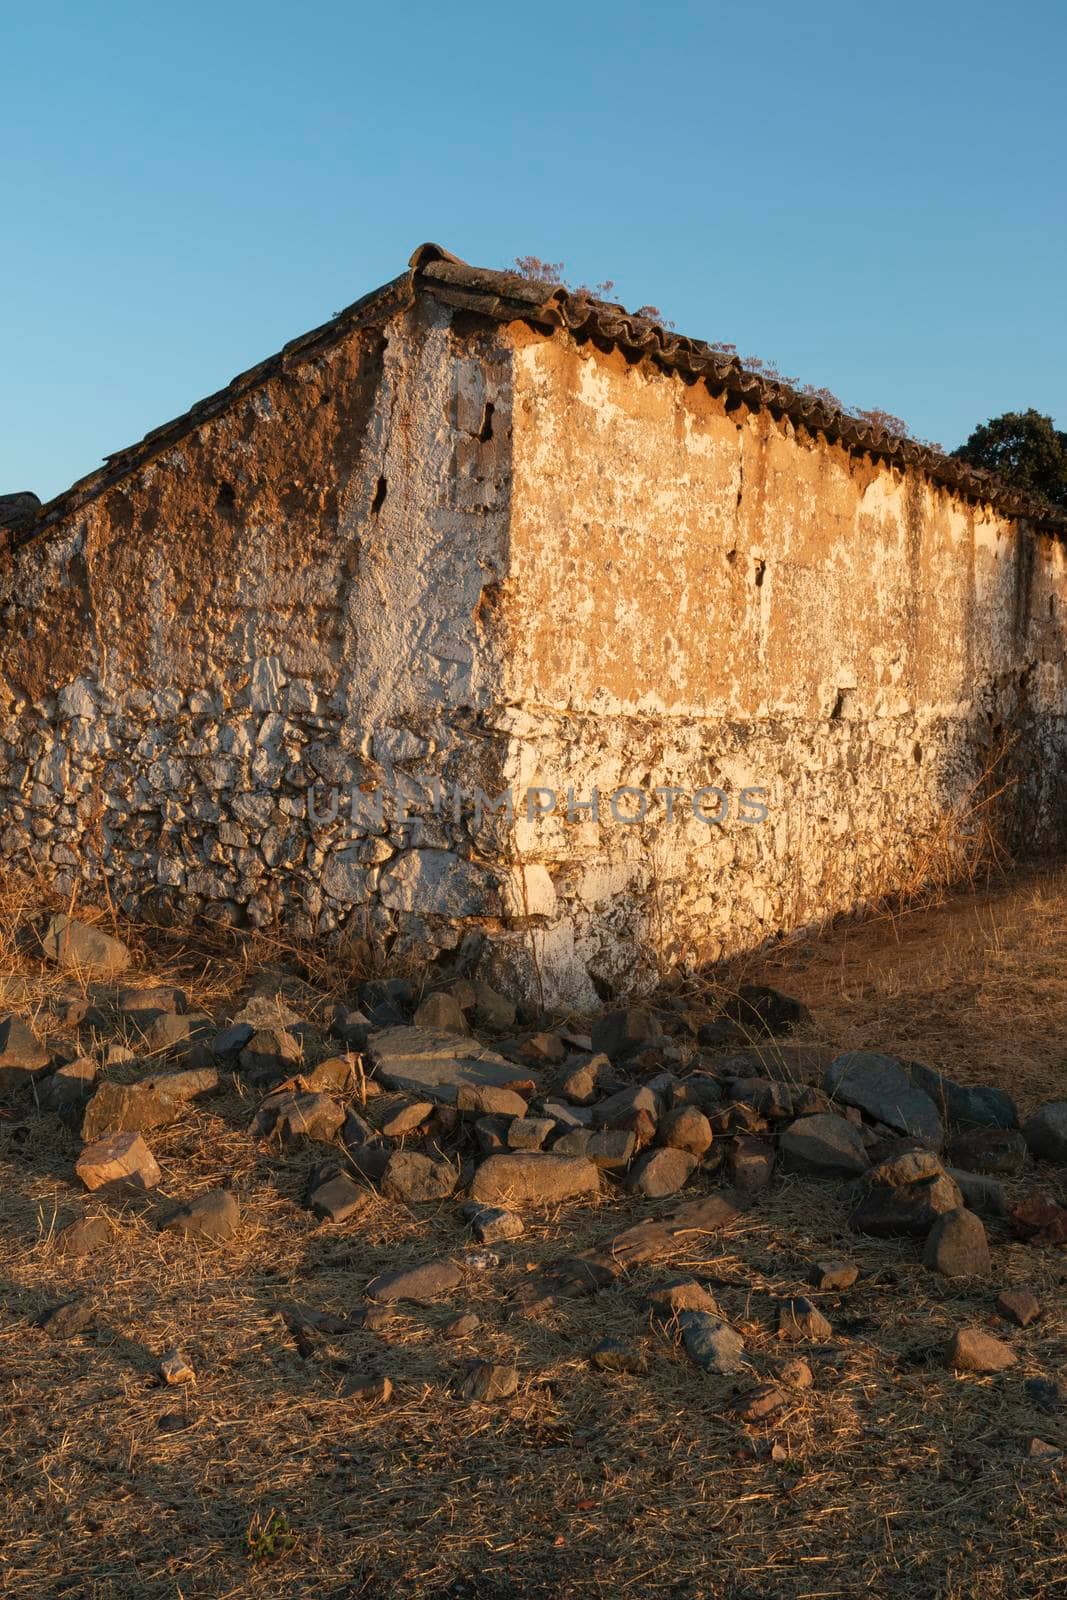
xmin=1 ymin=869 xmax=1066 ymax=1599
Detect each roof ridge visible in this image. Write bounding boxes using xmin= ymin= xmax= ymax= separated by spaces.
xmin=7 ymin=243 xmax=1065 ymax=549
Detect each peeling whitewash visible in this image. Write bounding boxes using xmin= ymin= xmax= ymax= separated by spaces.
xmin=1 ymin=283 xmax=1065 ymax=1008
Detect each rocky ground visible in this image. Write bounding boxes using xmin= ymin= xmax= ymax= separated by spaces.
xmin=0 ymin=872 xmax=1065 ymax=1599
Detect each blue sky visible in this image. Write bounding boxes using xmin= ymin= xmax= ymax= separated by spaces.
xmin=2 ymin=0 xmax=1064 ymax=503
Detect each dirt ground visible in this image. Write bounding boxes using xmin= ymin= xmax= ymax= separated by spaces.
xmin=0 ymin=865 xmax=1065 ymax=1600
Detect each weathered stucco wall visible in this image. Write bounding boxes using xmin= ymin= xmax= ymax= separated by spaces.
xmin=2 ymin=284 xmax=1066 ymax=1008
xmin=493 ymin=329 xmax=1067 ymax=1000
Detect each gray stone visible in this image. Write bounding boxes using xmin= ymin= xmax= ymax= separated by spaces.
xmin=594 ymin=1083 xmax=661 ymax=1129
xmin=381 ymin=1150 xmax=457 ymax=1203
xmin=809 ymin=1259 xmax=858 ymax=1291
xmin=907 ymin=1063 xmax=1017 ymax=1130
xmin=308 ymin=1171 xmax=367 ymax=1223
xmin=142 ymin=1011 xmax=215 ymax=1063
xmin=117 ymin=984 xmax=187 ymax=1018
xmin=848 ymin=1150 xmax=963 ymax=1238
xmin=366 ymin=1259 xmax=463 ymax=1303
xmin=75 ymin=1130 xmax=161 ymax=1193
xmin=626 ymin=1147 xmax=697 ymax=1198
xmin=559 ymin=1053 xmax=613 ymax=1105
xmin=590 ymin=1007 xmax=662 ymax=1063
xmin=645 ymin=1278 xmax=720 ymax=1317
xmin=463 ymin=1204 xmax=525 ymax=1245
xmin=39 ymin=914 xmax=129 ymax=978
xmin=240 ymin=1027 xmax=303 ymax=1084
xmin=506 ymin=1116 xmax=556 ymax=1151
xmin=36 ymin=1297 xmax=97 ymax=1338
xmin=378 ymin=850 xmax=499 ymax=917
xmin=468 ymin=1151 xmax=601 ymax=1207
xmin=1023 ymin=1102 xmax=1067 ymax=1164
xmin=371 ymin=1096 xmax=434 ymax=1138
xmin=582 ymin=1194 xmax=740 ymax=1274
xmin=412 ymin=991 xmax=470 ymax=1034
xmin=81 ymin=1080 xmax=184 ymax=1143
xmin=948 ymin=1327 xmax=1016 ymax=1373
xmin=211 ymin=1022 xmax=255 ymax=1058
xmin=161 ymin=1188 xmax=240 ymax=1241
xmin=260 ymin=1091 xmax=345 ymax=1144
xmin=0 ymin=1014 xmax=50 ymax=1094
xmin=946 ymin=1167 xmax=1007 ymax=1217
xmin=658 ymin=1104 xmax=713 ymax=1156
xmin=540 ymin=1099 xmax=593 ymax=1130
xmin=591 ymin=1337 xmax=648 ymax=1374
xmin=456 ymin=1083 xmax=530 ymax=1118
xmin=679 ymin=1311 xmax=745 ymax=1374
xmin=54 ymin=1215 xmax=112 ymax=1256
xmin=778 ymin=1296 xmax=832 ymax=1341
xmin=780 ymin=1113 xmax=870 ymax=1177
xmin=728 ymin=1077 xmax=795 ymax=1119
xmin=825 ymin=1051 xmax=943 ymax=1149
xmin=996 ymin=1288 xmax=1041 ymax=1328
xmin=36 ymin=1056 xmax=99 ymax=1114
xmin=945 ymin=1127 xmax=1028 ymax=1176
xmin=462 ymin=1360 xmax=518 ymax=1401
xmin=727 ymin=1136 xmax=776 ymax=1196
xmin=922 ymin=1208 xmax=991 ymax=1277
xmin=585 ymin=1129 xmax=637 ymax=1169
xmin=369 ymin=1025 xmax=532 ymax=1105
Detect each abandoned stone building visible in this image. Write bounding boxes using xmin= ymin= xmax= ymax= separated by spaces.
xmin=2 ymin=244 xmax=1066 ymax=1007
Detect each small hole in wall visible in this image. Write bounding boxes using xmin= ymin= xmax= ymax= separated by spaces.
xmin=215 ymin=482 xmax=237 ymax=520
xmin=726 ymin=548 xmax=738 ymax=565
xmin=1050 ymin=594 xmax=1056 ymax=617
xmin=478 ymin=401 xmax=495 ymax=442
xmin=754 ymin=558 xmax=766 ymax=588
xmin=913 ymin=742 xmax=922 ymax=763
xmin=371 ymin=476 xmax=387 ymax=515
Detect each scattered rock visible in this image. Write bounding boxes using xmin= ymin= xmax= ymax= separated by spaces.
xmin=728 ymin=1077 xmax=795 ymax=1119
xmin=590 ymin=1008 xmax=662 ymax=1063
xmin=591 ymin=1337 xmax=648 ymax=1374
xmin=372 ymin=1096 xmax=434 ymax=1138
xmin=466 ymin=982 xmax=517 ymax=1032
xmin=583 ymin=1194 xmax=740 ymax=1275
xmin=521 ymin=1031 xmax=565 ymax=1063
xmin=848 ymin=1150 xmax=963 ymax=1238
xmin=679 ymin=1311 xmax=745 ymax=1374
xmin=462 ymin=1361 xmax=518 ymax=1401
xmin=780 ymin=1113 xmax=870 ymax=1178
xmin=1009 ymin=1193 xmax=1067 ymax=1245
xmin=778 ymin=1297 xmax=832 ymax=1341
xmin=658 ymin=1104 xmax=713 ymax=1156
xmin=594 ymin=1083 xmax=661 ymax=1129
xmin=727 ymin=1137 xmax=776 ymax=1196
xmin=76 ymin=1131 xmax=161 ymax=1194
xmin=585 ymin=1129 xmax=637 ymax=1170
xmin=946 ymin=1168 xmax=1007 ymax=1218
xmin=1022 ymin=1102 xmax=1067 ymax=1165
xmin=540 ymin=1099 xmax=593 ymax=1130
xmin=40 ymin=914 xmax=129 ymax=978
xmin=922 ymin=1208 xmax=991 ymax=1277
xmin=996 ymin=1288 xmax=1041 ymax=1328
xmin=506 ymin=1116 xmax=556 ymax=1151
xmin=265 ymin=1092 xmax=345 ymax=1144
xmin=141 ymin=1011 xmax=215 ymax=1064
xmin=463 ymin=1204 xmax=525 ymax=1245
xmin=468 ymin=1151 xmax=601 ymax=1207
xmin=0 ymin=1013 xmax=50 ymax=1094
xmin=645 ymin=1278 xmax=720 ymax=1317
xmin=778 ymin=1357 xmax=814 ymax=1389
xmin=347 ymin=1373 xmax=393 ymax=1404
xmin=212 ymin=1022 xmax=255 ymax=1059
xmin=948 ymin=1327 xmax=1017 ymax=1373
xmin=81 ymin=1080 xmax=185 ymax=1143
xmin=161 ymin=1188 xmax=240 ymax=1241
xmin=308 ymin=1170 xmax=367 ymax=1223
xmin=809 ymin=1259 xmax=858 ymax=1291
xmin=444 ymin=1312 xmax=481 ymax=1338
xmin=907 ymin=1064 xmax=1018 ymax=1131
xmin=117 ymin=984 xmax=186 ymax=1019
xmin=825 ymin=1051 xmax=943 ymax=1149
xmin=732 ymin=1384 xmax=789 ymax=1421
xmin=559 ymin=1054 xmax=613 ymax=1106
xmin=945 ymin=1128 xmax=1028 ymax=1177
xmin=456 ymin=1083 xmax=530 ymax=1118
xmin=627 ymin=1147 xmax=697 ymax=1198
xmin=369 ymin=1026 xmax=531 ymax=1104
xmin=240 ymin=1028 xmax=303 ymax=1085
xmin=330 ymin=1006 xmax=372 ymax=1052
xmin=54 ymin=1214 xmax=112 ymax=1256
xmin=159 ymin=1349 xmax=196 ymax=1385
xmin=365 ymin=1260 xmax=463 ymax=1304
xmin=36 ymin=1297 xmax=96 ymax=1338
xmin=381 ymin=1151 xmax=457 ymax=1203
xmin=37 ymin=1057 xmax=99 ymax=1115
xmin=412 ymin=992 xmax=470 ymax=1034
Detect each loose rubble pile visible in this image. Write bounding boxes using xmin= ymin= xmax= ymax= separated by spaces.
xmin=3 ymin=914 xmax=1066 ymax=1440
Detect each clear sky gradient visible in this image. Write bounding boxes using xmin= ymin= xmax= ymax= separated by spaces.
xmin=3 ymin=0 xmax=1064 ymax=503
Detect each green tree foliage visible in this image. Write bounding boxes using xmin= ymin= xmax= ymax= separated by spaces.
xmin=952 ymin=410 xmax=1067 ymax=507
